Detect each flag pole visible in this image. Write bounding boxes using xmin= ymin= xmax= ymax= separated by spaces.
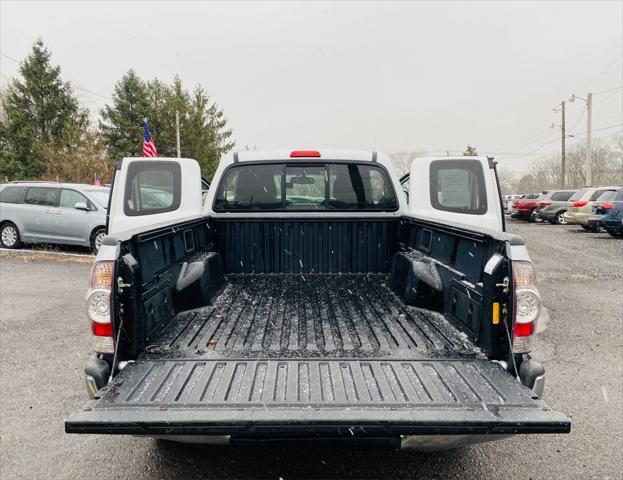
xmin=176 ymin=110 xmax=181 ymax=158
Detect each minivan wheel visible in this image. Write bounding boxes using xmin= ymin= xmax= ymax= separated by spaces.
xmin=555 ymin=212 xmax=568 ymax=225
xmin=0 ymin=222 xmax=21 ymax=249
xmin=91 ymin=228 xmax=106 ymax=251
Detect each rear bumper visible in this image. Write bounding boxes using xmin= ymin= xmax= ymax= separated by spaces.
xmin=151 ymin=433 xmax=512 ymax=451
xmin=586 ymin=215 xmax=604 ymax=229
xmin=603 ymin=218 xmax=623 ymax=229
xmin=572 ymin=212 xmax=590 ymax=225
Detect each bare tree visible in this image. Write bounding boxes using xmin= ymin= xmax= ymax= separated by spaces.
xmin=390 ymin=150 xmax=428 ymax=175
xmin=37 ymin=129 xmax=114 ymax=184
xmin=522 ymin=139 xmax=623 ymax=191
xmin=496 ymin=166 xmax=517 ymax=195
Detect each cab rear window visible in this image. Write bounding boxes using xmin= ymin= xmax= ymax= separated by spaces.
xmin=214 ymin=162 xmax=398 ymax=212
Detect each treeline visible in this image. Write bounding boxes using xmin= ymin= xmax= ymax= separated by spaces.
xmin=0 ymin=39 xmax=234 ymax=183
xmin=390 ymin=140 xmax=622 ymax=194
xmin=506 ymin=140 xmax=623 ymax=194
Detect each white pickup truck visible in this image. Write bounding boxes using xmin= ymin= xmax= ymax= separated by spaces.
xmin=65 ymin=150 xmax=569 ymax=450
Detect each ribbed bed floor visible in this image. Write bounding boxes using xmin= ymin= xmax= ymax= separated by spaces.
xmin=146 ymin=274 xmax=478 ymax=360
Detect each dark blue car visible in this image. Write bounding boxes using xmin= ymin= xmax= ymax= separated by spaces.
xmin=599 ymin=188 xmax=623 ymax=237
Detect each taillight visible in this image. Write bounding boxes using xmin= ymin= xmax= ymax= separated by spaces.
xmin=601 ymin=202 xmax=614 ymax=210
xmin=539 ymin=201 xmax=551 ymax=206
xmin=573 ymin=201 xmax=588 ymax=208
xmin=290 ymin=150 xmax=321 ymax=158
xmin=511 ymin=261 xmax=541 ymax=354
xmin=86 ymin=261 xmax=115 ymax=353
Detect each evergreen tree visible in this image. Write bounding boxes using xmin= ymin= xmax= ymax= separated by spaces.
xmin=0 ymin=39 xmax=87 ymax=179
xmin=99 ymin=70 xmax=150 ymax=160
xmin=183 ymin=83 xmax=234 ymax=178
xmin=100 ymin=71 xmax=234 ymax=177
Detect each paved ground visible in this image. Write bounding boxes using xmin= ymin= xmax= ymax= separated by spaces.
xmin=1 ymin=219 xmax=621 ymax=479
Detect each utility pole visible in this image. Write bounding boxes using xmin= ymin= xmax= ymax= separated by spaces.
xmin=586 ymin=93 xmax=592 ymax=186
xmin=561 ymin=101 xmax=566 ymax=188
xmin=175 ymin=110 xmax=181 ymax=158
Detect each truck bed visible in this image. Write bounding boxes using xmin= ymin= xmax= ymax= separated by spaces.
xmin=148 ymin=274 xmax=478 ymax=360
xmin=66 ymin=274 xmax=570 ymax=436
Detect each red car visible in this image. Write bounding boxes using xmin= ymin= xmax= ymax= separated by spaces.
xmin=512 ymin=193 xmax=546 ymax=222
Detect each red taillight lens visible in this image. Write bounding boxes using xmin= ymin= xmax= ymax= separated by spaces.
xmin=573 ymin=201 xmax=588 ymax=208
xmin=513 ymin=321 xmax=534 ymax=337
xmin=92 ymin=321 xmax=113 ymax=337
xmin=601 ymin=202 xmax=614 ymax=210
xmin=290 ymin=150 xmax=321 ymax=158
xmin=539 ymin=201 xmax=551 ymax=206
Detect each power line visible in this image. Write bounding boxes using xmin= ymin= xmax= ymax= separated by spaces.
xmin=495 ymin=130 xmax=559 ymax=154
xmin=568 ymin=123 xmax=623 ymax=136
xmin=496 ymin=136 xmax=561 ymax=159
xmin=0 ymin=51 xmax=111 ymax=101
xmin=0 ymin=52 xmax=20 ymax=63
xmin=574 ymin=52 xmax=623 ymax=92
xmin=568 ymin=104 xmax=587 ymax=131
xmin=593 ymin=85 xmax=623 ymax=95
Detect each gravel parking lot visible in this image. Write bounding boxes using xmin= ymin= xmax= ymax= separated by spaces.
xmin=1 ymin=219 xmax=621 ymax=480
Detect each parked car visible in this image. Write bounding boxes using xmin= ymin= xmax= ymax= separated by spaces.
xmin=0 ymin=182 xmax=110 ymax=250
xmin=512 ymin=193 xmax=546 ymax=222
xmin=600 ymin=188 xmax=623 ymax=237
xmin=65 ymin=151 xmax=570 ymax=451
xmin=563 ymin=186 xmax=621 ymax=230
xmin=504 ymin=194 xmax=523 ymax=213
xmin=534 ymin=189 xmax=577 ymax=224
xmin=586 ymin=190 xmax=619 ymax=232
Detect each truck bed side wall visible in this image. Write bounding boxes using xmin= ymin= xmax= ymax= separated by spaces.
xmin=394 ymin=217 xmax=511 ymax=358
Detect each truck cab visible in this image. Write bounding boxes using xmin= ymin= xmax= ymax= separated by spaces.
xmin=65 ymin=150 xmax=570 ymax=450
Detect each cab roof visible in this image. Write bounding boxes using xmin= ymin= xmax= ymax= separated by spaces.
xmin=225 ymin=149 xmax=384 ymax=163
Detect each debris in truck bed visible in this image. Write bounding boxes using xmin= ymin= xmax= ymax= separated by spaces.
xmin=149 ymin=274 xmax=482 ymax=360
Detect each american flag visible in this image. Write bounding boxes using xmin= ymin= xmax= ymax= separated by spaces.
xmin=142 ymin=121 xmax=158 ymax=157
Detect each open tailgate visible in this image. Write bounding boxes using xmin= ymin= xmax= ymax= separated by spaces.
xmin=66 ymin=358 xmax=570 ymax=436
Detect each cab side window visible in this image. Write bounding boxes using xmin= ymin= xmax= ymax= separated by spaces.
xmin=429 ymin=160 xmax=487 ymax=215
xmin=124 ymin=161 xmax=181 ymax=216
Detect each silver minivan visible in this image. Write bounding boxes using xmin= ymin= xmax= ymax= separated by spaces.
xmin=0 ymin=182 xmax=110 ymax=250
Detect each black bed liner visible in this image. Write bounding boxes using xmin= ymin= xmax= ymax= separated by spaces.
xmin=147 ymin=274 xmax=477 ymax=359
xmin=66 ymin=274 xmax=570 ymax=436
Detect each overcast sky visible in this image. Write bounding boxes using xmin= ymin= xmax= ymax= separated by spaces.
xmin=1 ymin=1 xmax=621 ymax=173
